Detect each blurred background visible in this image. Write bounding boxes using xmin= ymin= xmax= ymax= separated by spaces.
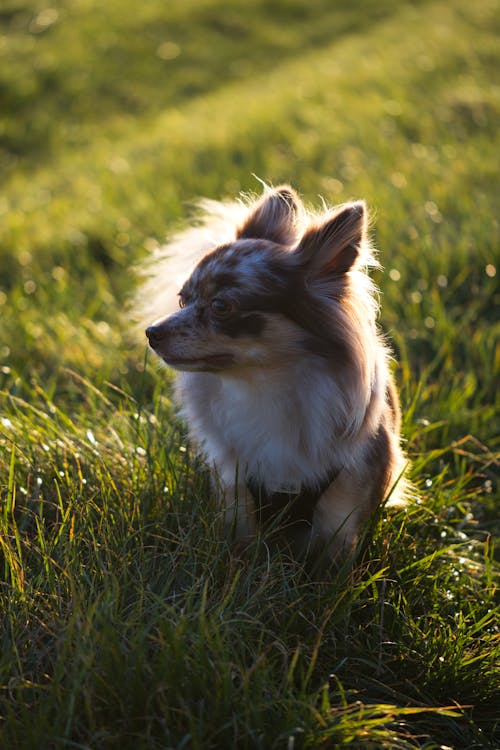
xmin=0 ymin=0 xmax=498 ymax=414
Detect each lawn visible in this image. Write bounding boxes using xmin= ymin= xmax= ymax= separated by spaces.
xmin=0 ymin=0 xmax=499 ymax=747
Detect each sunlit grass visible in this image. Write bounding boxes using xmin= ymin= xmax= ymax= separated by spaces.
xmin=0 ymin=0 xmax=498 ymax=747
xmin=1 ymin=373 xmax=497 ymax=748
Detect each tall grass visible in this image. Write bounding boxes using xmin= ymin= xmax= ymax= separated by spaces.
xmin=0 ymin=0 xmax=498 ymax=747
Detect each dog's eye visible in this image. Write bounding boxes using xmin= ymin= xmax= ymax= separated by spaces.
xmin=178 ymin=294 xmax=186 ymax=309
xmin=210 ymin=298 xmax=233 ymax=317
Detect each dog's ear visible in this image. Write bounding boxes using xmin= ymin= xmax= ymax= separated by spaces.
xmin=295 ymin=201 xmax=367 ymax=278
xmin=237 ymin=185 xmax=301 ymax=245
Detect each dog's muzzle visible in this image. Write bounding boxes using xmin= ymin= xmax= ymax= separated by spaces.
xmin=145 ymin=324 xmax=167 ymax=347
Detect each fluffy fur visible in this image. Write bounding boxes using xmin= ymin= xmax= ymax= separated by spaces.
xmin=145 ymin=185 xmax=406 ymax=560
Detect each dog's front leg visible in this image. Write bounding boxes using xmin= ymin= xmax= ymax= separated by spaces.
xmin=218 ymin=481 xmax=257 ymax=542
xmin=310 ymin=471 xmax=368 ymax=562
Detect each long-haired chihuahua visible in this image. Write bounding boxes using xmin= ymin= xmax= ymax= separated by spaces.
xmin=145 ymin=185 xmax=406 ymax=561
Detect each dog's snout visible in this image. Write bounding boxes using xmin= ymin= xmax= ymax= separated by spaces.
xmin=146 ymin=324 xmax=167 ymax=346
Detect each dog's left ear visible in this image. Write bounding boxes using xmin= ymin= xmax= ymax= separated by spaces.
xmin=295 ymin=201 xmax=367 ymax=278
xmin=237 ymin=185 xmax=301 ymax=246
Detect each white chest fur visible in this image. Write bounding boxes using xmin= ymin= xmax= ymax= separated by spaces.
xmin=176 ymin=362 xmax=368 ymax=489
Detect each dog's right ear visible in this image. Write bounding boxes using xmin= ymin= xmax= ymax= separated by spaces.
xmin=294 ymin=201 xmax=367 ymax=279
xmin=236 ymin=185 xmax=301 ymax=246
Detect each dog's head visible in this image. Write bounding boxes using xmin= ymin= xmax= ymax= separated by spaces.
xmin=146 ymin=185 xmax=375 ymax=374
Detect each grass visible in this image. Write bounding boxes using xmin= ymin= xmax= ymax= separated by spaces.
xmin=0 ymin=0 xmax=499 ymax=747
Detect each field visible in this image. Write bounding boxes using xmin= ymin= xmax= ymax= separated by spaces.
xmin=0 ymin=0 xmax=499 ymax=747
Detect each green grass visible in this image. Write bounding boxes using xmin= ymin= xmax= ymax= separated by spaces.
xmin=0 ymin=0 xmax=499 ymax=747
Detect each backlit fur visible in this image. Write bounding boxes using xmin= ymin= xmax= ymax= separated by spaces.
xmin=145 ymin=185 xmax=406 ymax=560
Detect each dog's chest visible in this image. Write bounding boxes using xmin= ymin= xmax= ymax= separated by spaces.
xmin=199 ymin=371 xmax=340 ymax=485
xmin=220 ymin=378 xmax=298 ymax=452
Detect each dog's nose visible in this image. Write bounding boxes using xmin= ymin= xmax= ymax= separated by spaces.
xmin=145 ymin=325 xmax=166 ymax=346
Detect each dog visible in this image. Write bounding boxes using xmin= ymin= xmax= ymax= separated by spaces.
xmin=145 ymin=184 xmax=406 ymax=560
